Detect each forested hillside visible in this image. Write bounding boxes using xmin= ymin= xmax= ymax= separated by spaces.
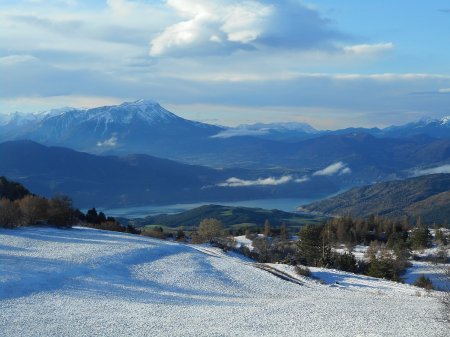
xmin=301 ymin=174 xmax=450 ymax=224
xmin=0 ymin=176 xmax=30 ymax=200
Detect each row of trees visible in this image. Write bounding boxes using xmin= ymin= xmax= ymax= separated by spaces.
xmin=321 ymin=215 xmax=439 ymax=249
xmin=80 ymin=207 xmax=139 ymax=233
xmin=184 ymin=215 xmax=448 ymax=285
xmin=296 ymin=218 xmax=449 ymax=282
xmin=0 ymin=193 xmax=138 ymax=233
xmin=0 ymin=195 xmax=76 ymax=228
xmin=0 ymin=176 xmax=140 ymax=231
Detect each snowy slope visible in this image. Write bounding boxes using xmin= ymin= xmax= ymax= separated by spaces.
xmin=0 ymin=227 xmax=445 ymax=337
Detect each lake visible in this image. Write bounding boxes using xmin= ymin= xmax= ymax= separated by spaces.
xmin=97 ymin=197 xmax=323 ymax=219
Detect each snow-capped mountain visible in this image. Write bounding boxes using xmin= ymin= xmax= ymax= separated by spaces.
xmin=1 ymin=101 xmax=450 ymax=175
xmin=439 ymin=116 xmax=450 ymax=125
xmin=382 ymin=116 xmax=450 ymax=138
xmin=0 ymin=111 xmax=41 ymax=127
xmin=62 ymin=99 xmax=179 ymax=126
xmin=0 ymin=100 xmax=223 ymax=156
xmin=212 ymin=122 xmax=318 ymax=140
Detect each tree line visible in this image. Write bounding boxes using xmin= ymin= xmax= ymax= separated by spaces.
xmin=182 ymin=215 xmax=448 ymax=285
xmin=0 ymin=195 xmax=76 ymax=228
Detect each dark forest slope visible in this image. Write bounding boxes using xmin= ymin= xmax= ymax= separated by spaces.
xmin=301 ymin=174 xmax=450 ymax=224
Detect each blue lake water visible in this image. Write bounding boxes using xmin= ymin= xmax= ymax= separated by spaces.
xmin=97 ymin=197 xmax=323 ymax=219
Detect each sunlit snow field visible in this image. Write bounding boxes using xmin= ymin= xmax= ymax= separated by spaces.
xmin=0 ymin=227 xmax=446 ymax=337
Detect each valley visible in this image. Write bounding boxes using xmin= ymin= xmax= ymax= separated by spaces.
xmin=2 ymin=2 xmax=450 ymax=336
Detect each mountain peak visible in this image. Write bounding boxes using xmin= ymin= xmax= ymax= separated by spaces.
xmin=416 ymin=115 xmax=450 ymax=126
xmin=120 ymin=99 xmax=159 ymax=109
xmin=440 ymin=116 xmax=450 ymax=125
xmin=80 ymin=99 xmax=179 ymax=126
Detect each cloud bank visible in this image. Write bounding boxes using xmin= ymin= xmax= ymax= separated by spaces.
xmin=211 ymin=127 xmax=269 ymax=139
xmin=217 ymin=174 xmax=310 ymax=187
xmin=313 ymin=162 xmax=351 ymax=176
xmin=415 ymin=164 xmax=450 ymax=176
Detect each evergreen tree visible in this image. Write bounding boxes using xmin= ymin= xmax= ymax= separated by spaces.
xmin=410 ymin=224 xmax=432 ymax=250
xmin=414 ymin=274 xmax=434 ymax=290
xmin=176 ymin=229 xmax=186 ymax=241
xmin=297 ymin=224 xmax=325 ymax=267
xmin=367 ymin=247 xmax=404 ymax=282
xmin=47 ymin=196 xmax=77 ymax=227
xmin=98 ymin=211 xmax=107 ymax=224
xmin=332 ymin=252 xmax=358 ymax=273
xmin=86 ymin=208 xmax=99 ymax=224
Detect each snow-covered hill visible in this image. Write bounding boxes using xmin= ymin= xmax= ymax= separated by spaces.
xmin=0 ymin=227 xmax=444 ymax=336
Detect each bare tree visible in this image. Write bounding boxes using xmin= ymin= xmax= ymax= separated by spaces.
xmin=197 ymin=218 xmax=224 ymax=242
xmin=18 ymin=195 xmax=48 ymax=225
xmin=0 ymin=198 xmax=22 ymax=228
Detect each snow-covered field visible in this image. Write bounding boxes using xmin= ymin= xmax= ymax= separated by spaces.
xmin=0 ymin=227 xmax=446 ymax=337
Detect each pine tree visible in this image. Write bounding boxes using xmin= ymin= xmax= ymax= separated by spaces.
xmin=86 ymin=208 xmax=99 ymax=224
xmin=410 ymin=224 xmax=432 ymax=250
xmin=297 ymin=224 xmax=325 ymax=266
xmin=414 ymin=274 xmax=434 ymax=290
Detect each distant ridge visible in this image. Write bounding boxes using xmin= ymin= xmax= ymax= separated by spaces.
xmin=0 ymin=140 xmax=338 ymax=208
xmin=300 ymin=173 xmax=450 ymax=224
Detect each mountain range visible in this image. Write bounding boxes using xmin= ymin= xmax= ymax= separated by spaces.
xmin=1 ymin=100 xmax=450 ymax=208
xmin=3 ymin=101 xmax=450 ymax=146
xmin=300 ymin=173 xmax=450 ymax=224
xmin=2 ymin=100 xmax=450 ymax=168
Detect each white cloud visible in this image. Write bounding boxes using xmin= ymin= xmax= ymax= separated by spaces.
xmin=295 ymin=176 xmax=310 ymax=183
xmin=218 ymin=175 xmax=293 ymax=187
xmin=217 ymin=174 xmax=311 ymax=187
xmin=211 ymin=128 xmax=269 ymax=138
xmin=343 ymin=43 xmax=394 ymax=56
xmin=339 ymin=167 xmax=352 ymax=175
xmin=150 ymin=0 xmax=272 ymax=56
xmin=0 ymin=54 xmax=37 ymax=66
xmin=415 ymin=164 xmax=450 ymax=176
xmin=97 ymin=135 xmax=118 ymax=147
xmin=149 ymin=0 xmax=344 ymax=57
xmin=220 ymin=1 xmax=272 ymax=43
xmin=438 ymin=88 xmax=450 ymax=93
xmin=107 ymin=0 xmax=137 ymax=15
xmin=313 ymin=162 xmax=351 ymax=176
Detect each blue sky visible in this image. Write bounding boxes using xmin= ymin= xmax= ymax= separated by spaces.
xmin=0 ymin=0 xmax=449 ymax=129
